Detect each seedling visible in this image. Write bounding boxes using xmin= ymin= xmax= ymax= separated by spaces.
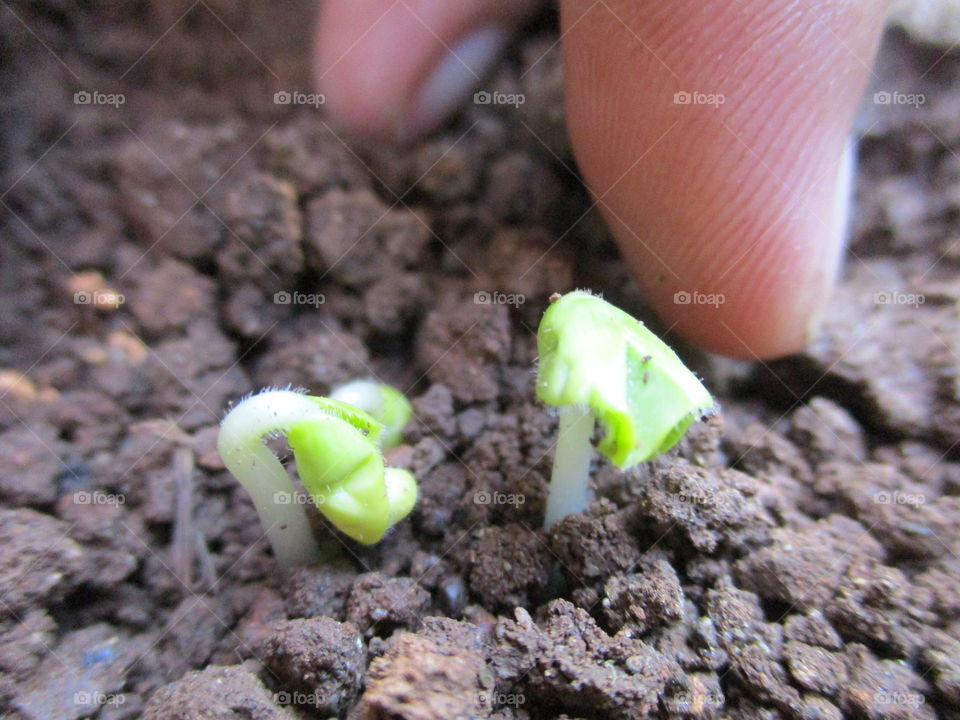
xmin=537 ymin=291 xmax=714 ymax=527
xmin=217 ymin=387 xmax=417 ymax=566
xmin=329 ymin=379 xmax=412 ymax=449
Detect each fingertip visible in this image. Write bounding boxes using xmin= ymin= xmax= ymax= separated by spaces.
xmin=313 ymin=1 xmax=413 ymax=139
xmin=559 ymin=0 xmax=887 ymax=360
xmin=314 ymin=0 xmax=539 ymax=141
xmin=653 ymin=138 xmax=855 ymax=361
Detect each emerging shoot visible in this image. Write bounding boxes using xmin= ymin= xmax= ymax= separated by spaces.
xmin=330 ymin=379 xmax=413 ymax=449
xmin=537 ymin=291 xmax=714 ymax=528
xmin=217 ymin=388 xmax=418 ymax=566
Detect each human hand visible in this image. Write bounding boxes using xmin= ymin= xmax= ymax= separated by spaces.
xmin=313 ymin=0 xmax=892 ymax=359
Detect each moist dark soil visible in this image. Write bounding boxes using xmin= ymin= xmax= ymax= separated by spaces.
xmin=1 ymin=3 xmax=959 ymax=719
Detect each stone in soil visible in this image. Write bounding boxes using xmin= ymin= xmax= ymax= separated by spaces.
xmin=127 ymin=257 xmax=218 ymax=337
xmin=279 ymin=560 xmax=355 ymax=621
xmin=787 ymin=397 xmax=868 ymax=467
xmin=416 ymin=293 xmax=512 ymax=403
xmin=261 ymin=117 xmax=372 ymax=195
xmin=601 ymin=550 xmax=685 ymax=635
xmin=548 ymin=502 xmax=642 ymax=586
xmin=705 ymin=579 xmax=801 ymax=714
xmin=493 ymin=600 xmax=680 ymax=720
xmin=761 ymin=258 xmax=960 ymax=448
xmin=252 ymin=322 xmax=370 ymax=393
xmin=261 ymin=616 xmax=365 ymax=717
xmin=0 ymin=508 xmax=87 ymax=617
xmin=218 ymin=172 xmax=304 ymax=294
xmin=634 ymin=460 xmax=773 ymax=554
xmin=0 ymin=423 xmax=62 ymax=506
xmin=812 ymin=461 xmax=960 ymax=560
xmin=0 ymin=610 xmax=56 ymax=681
xmin=839 ymin=643 xmax=934 ymax=720
xmin=414 ymin=461 xmax=469 ymax=537
xmin=734 ymin=515 xmax=884 ymax=612
xmin=141 ymin=664 xmax=296 ymax=720
xmin=345 ymin=572 xmax=431 ymax=637
xmin=464 ymin=523 xmax=552 ymax=611
xmin=114 ymin=120 xmax=253 ymax=261
xmin=350 ymin=617 xmax=493 ymax=720
xmin=12 ymin=623 xmax=154 ymax=720
xmin=304 ymin=189 xmax=430 ymax=288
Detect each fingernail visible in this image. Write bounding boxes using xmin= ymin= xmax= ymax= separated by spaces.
xmin=806 ymin=137 xmax=855 ymax=343
xmin=831 ymin=137 xmax=855 ymax=256
xmin=398 ymin=26 xmax=509 ymax=142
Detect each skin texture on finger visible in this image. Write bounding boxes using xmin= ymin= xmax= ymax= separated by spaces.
xmin=315 ymin=0 xmax=540 ymax=141
xmin=559 ymin=0 xmax=891 ymax=359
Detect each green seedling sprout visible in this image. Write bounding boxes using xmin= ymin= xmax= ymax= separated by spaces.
xmin=217 ymin=388 xmax=418 ymax=566
xmin=329 ymin=379 xmax=412 ymax=449
xmin=537 ymin=291 xmax=714 ymax=528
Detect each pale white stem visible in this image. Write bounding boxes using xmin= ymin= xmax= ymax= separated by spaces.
xmin=543 ymin=404 xmax=595 ymax=528
xmin=330 ymin=380 xmax=383 ymax=416
xmin=217 ymin=390 xmax=322 ymax=566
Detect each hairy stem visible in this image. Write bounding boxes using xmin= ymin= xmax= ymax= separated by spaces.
xmin=543 ymin=404 xmax=595 ymax=528
xmin=217 ymin=390 xmax=322 ymax=566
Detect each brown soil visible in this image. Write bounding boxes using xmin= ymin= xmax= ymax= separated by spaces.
xmin=1 ymin=3 xmax=959 ymax=719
